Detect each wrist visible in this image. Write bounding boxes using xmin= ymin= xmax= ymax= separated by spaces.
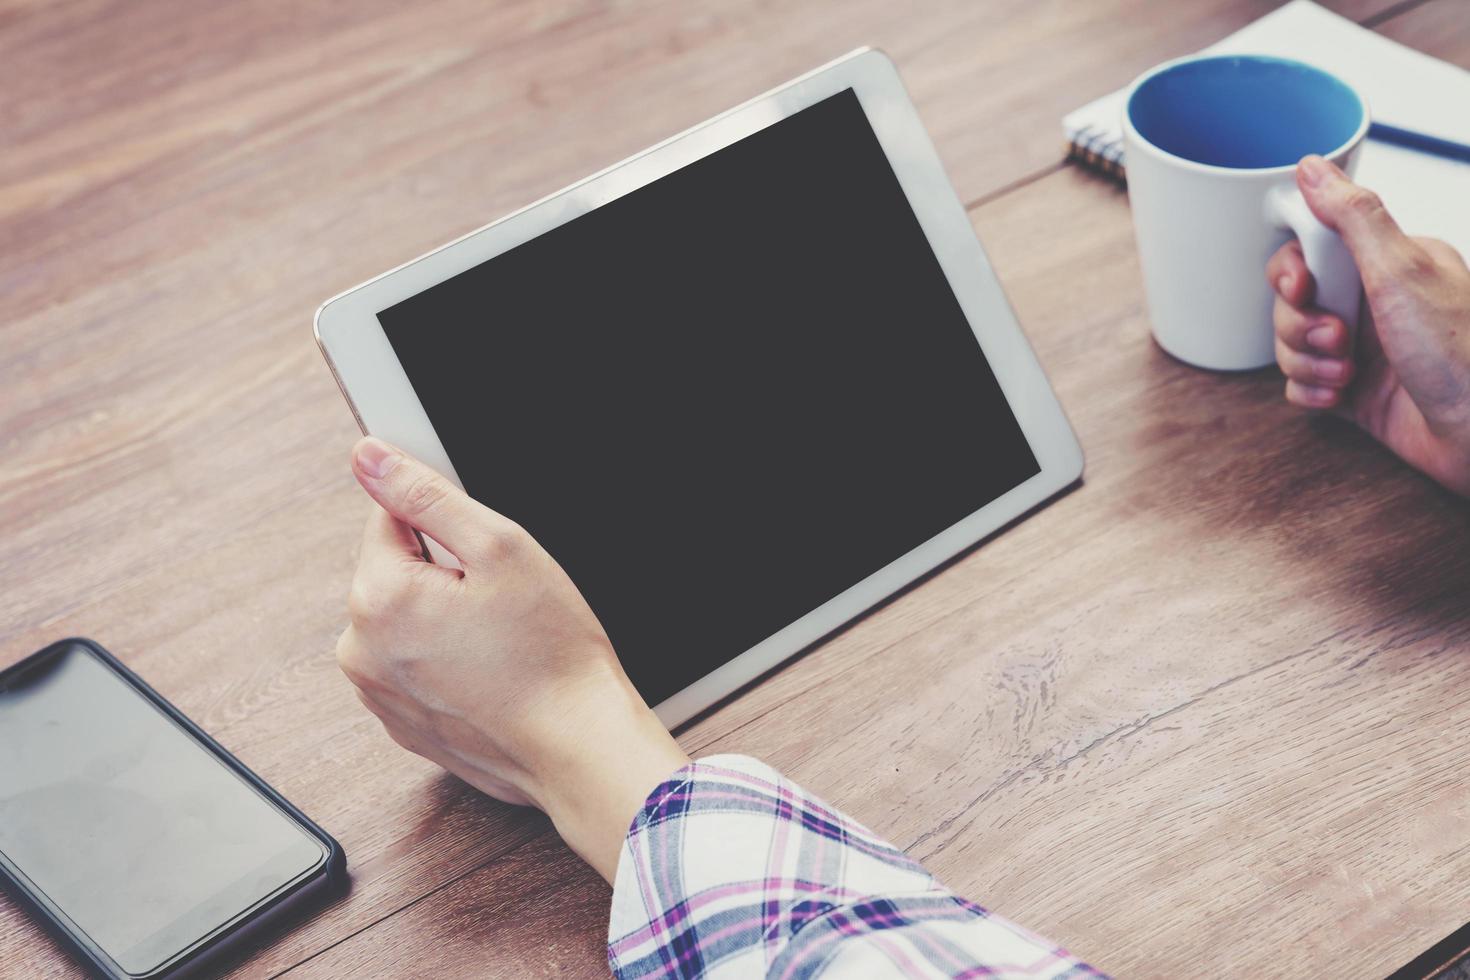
xmin=520 ymin=669 xmax=690 ymax=883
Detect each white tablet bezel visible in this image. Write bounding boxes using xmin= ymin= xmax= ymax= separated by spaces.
xmin=315 ymin=47 xmax=1083 ymax=728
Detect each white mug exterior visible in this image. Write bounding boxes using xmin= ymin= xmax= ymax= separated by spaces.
xmin=1123 ymin=58 xmax=1369 ymax=371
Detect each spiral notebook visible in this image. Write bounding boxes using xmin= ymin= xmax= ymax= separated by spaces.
xmin=1062 ymin=0 xmax=1470 ymax=258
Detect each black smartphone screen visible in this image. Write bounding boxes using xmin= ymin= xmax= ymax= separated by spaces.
xmin=0 ymin=643 xmax=329 ymax=976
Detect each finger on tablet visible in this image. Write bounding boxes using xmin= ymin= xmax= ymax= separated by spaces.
xmin=360 ymin=504 xmax=428 ymax=565
xmin=351 ymin=436 xmax=513 ymax=570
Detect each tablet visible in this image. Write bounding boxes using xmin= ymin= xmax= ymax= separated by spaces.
xmin=315 ymin=49 xmax=1082 ymax=727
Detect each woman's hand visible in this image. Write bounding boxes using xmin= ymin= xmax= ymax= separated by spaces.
xmin=1267 ymin=154 xmax=1470 ymax=497
xmin=336 ymin=437 xmax=689 ymax=882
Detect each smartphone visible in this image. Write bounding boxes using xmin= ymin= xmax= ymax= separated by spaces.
xmin=0 ymin=638 xmax=346 ymax=978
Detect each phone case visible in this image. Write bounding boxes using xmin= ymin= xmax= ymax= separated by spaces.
xmin=0 ymin=638 xmax=348 ymax=979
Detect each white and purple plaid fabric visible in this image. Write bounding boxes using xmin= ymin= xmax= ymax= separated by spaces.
xmin=608 ymin=755 xmax=1104 ymax=979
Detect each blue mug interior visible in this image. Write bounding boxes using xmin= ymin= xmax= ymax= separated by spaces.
xmin=1128 ymin=56 xmax=1364 ymax=169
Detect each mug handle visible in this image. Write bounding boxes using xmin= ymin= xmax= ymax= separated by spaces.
xmin=1264 ymin=185 xmax=1362 ymax=335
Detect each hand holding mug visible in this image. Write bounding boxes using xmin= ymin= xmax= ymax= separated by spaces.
xmin=1267 ymin=156 xmax=1470 ymax=497
xmin=1124 ymin=55 xmax=1369 ymax=371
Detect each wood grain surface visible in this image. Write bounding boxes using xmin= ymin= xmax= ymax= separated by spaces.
xmin=2 ymin=0 xmax=1466 ymax=977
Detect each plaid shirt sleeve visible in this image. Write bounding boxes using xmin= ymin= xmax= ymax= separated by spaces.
xmin=607 ymin=754 xmax=1105 ymax=979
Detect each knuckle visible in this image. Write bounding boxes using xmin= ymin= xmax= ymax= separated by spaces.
xmin=345 ymin=579 xmax=374 ymax=622
xmin=1274 ymin=302 xmax=1308 ymax=343
xmin=1417 ymin=237 xmax=1465 ymax=268
xmin=346 ymin=578 xmax=383 ymax=623
xmin=1277 ymin=346 xmax=1308 ymax=381
xmin=1397 ymin=244 xmax=1438 ymax=281
xmin=398 ymin=472 xmax=447 ymax=518
xmin=1273 ymin=299 xmax=1293 ymax=333
xmin=338 ymin=635 xmax=396 ymax=695
xmin=1343 ymin=186 xmax=1383 ymax=217
xmin=347 ymin=573 xmax=408 ymax=625
xmin=335 ymin=632 xmax=369 ymax=682
xmin=1266 ymin=241 xmax=1299 ymax=281
xmin=476 ymin=520 xmax=529 ymax=563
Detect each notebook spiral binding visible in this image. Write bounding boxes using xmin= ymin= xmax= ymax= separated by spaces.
xmin=1064 ymin=125 xmax=1127 ymax=185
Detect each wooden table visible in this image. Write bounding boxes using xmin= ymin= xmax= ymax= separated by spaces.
xmin=5 ymin=1 xmax=1469 ymax=976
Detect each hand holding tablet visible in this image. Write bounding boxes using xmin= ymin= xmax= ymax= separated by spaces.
xmin=338 ymin=437 xmax=689 ymax=881
xmin=316 ymin=49 xmax=1082 ymax=726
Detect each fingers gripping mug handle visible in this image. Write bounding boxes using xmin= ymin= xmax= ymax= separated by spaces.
xmin=1265 ymin=184 xmax=1363 ymax=334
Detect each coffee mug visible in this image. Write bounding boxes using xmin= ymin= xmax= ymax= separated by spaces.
xmin=1123 ymin=55 xmax=1369 ymax=371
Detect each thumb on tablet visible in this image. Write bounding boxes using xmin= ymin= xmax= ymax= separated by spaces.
xmin=351 ymin=437 xmax=502 ymax=568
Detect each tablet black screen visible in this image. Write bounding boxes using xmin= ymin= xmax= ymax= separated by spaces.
xmin=378 ymin=88 xmax=1039 ymax=708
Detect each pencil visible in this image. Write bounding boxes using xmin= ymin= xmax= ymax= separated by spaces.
xmin=1368 ymin=122 xmax=1470 ymax=165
